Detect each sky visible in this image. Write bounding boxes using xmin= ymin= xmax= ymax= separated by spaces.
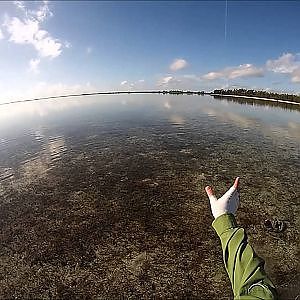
xmin=1 ymin=1 xmax=300 ymax=102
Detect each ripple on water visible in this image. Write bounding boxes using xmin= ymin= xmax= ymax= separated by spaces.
xmin=48 ymin=135 xmax=67 ymax=162
xmin=0 ymin=138 xmax=10 ymax=152
xmin=0 ymin=167 xmax=14 ymax=182
xmin=33 ymin=130 xmax=45 ymax=142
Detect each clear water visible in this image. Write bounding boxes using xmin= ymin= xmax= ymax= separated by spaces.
xmin=0 ymin=94 xmax=299 ymax=298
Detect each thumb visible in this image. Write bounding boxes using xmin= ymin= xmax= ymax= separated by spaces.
xmin=222 ymin=177 xmax=240 ymax=199
xmin=205 ymin=186 xmax=217 ymax=202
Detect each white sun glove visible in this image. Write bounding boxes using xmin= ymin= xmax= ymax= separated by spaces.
xmin=205 ymin=177 xmax=240 ymax=219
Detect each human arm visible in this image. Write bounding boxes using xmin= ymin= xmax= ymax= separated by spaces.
xmin=206 ymin=178 xmax=278 ymax=299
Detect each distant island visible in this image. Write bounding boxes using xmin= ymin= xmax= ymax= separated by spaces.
xmin=211 ymin=88 xmax=300 ymax=105
xmin=158 ymin=90 xmax=205 ymax=95
xmin=129 ymin=89 xmax=300 ymax=106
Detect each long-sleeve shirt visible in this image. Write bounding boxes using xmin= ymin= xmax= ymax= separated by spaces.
xmin=212 ymin=213 xmax=278 ymax=299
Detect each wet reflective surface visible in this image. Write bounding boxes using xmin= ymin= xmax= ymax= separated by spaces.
xmin=0 ymin=95 xmax=299 ymax=298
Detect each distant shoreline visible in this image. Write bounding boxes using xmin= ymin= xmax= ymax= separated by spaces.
xmin=0 ymin=90 xmax=206 ymax=106
xmin=211 ymin=93 xmax=300 ymax=106
xmin=1 ymin=90 xmax=300 ymax=107
xmin=0 ymin=91 xmax=198 ymax=106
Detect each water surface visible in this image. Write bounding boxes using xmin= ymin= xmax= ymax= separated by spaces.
xmin=0 ymin=95 xmax=299 ymax=298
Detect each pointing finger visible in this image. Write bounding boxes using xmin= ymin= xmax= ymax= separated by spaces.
xmin=222 ymin=177 xmax=240 ymax=198
xmin=233 ymin=177 xmax=240 ymax=189
xmin=205 ymin=186 xmax=217 ymax=202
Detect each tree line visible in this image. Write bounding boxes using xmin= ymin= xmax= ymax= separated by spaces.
xmin=212 ymin=88 xmax=300 ymax=104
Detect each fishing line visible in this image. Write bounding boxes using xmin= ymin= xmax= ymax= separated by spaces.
xmin=224 ymin=0 xmax=229 ymax=89
xmin=225 ymin=0 xmax=228 ymax=42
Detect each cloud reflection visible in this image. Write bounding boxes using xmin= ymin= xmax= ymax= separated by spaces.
xmin=164 ymin=101 xmax=171 ymax=109
xmin=13 ymin=134 xmax=67 ymax=186
xmin=169 ymin=114 xmax=185 ymax=126
xmin=202 ymin=104 xmax=300 ymax=144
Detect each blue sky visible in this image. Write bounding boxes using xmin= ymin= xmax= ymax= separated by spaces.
xmin=1 ymin=1 xmax=300 ymax=101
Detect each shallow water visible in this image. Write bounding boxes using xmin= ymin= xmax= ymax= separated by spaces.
xmin=0 ymin=94 xmax=299 ymax=298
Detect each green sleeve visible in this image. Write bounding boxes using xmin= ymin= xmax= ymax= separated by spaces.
xmin=212 ymin=213 xmax=278 ymax=299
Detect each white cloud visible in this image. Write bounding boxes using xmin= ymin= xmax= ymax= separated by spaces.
xmin=0 ymin=29 xmax=4 ymax=40
xmin=228 ymin=64 xmax=264 ymax=79
xmin=200 ymin=53 xmax=300 ymax=85
xmin=170 ymin=58 xmax=188 ymax=71
xmin=5 ymin=17 xmax=38 ymax=43
xmin=291 ymin=68 xmax=300 ymax=83
xmin=267 ymin=53 xmax=300 ymax=84
xmin=14 ymin=1 xmax=53 ymax=21
xmin=120 ymin=79 xmax=145 ymax=89
xmin=13 ymin=1 xmax=26 ymax=12
xmin=202 ymin=71 xmax=223 ymax=80
xmin=4 ymin=17 xmax=62 ymax=58
xmin=161 ymin=76 xmax=174 ymax=84
xmin=32 ymin=1 xmax=53 ymax=22
xmin=158 ymin=76 xmax=182 ymax=87
xmin=64 ymin=41 xmax=71 ymax=48
xmin=3 ymin=1 xmax=64 ymax=59
xmin=29 ymin=58 xmax=40 ymax=73
xmin=266 ymin=53 xmax=299 ymax=74
xmin=157 ymin=74 xmax=204 ymax=89
xmin=202 ymin=64 xmax=264 ymax=80
xmin=86 ymin=47 xmax=92 ymax=54
xmin=34 ymin=34 xmax=62 ymax=58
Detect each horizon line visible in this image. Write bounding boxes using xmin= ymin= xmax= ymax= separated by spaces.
xmin=1 ymin=89 xmax=300 ymax=107
xmin=0 ymin=90 xmax=210 ymax=106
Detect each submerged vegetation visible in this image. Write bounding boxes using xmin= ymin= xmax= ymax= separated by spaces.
xmin=0 ymin=95 xmax=299 ymax=298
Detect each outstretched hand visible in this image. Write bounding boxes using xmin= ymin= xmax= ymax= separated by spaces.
xmin=205 ymin=177 xmax=240 ymax=219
